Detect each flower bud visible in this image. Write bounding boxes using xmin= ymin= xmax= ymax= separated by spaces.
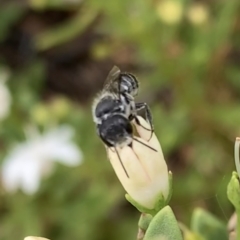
xmin=156 ymin=0 xmax=183 ymax=25
xmin=187 ymin=3 xmax=209 ymax=26
xmin=107 ymin=116 xmax=171 ymax=212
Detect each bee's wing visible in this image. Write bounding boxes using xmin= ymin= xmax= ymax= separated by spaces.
xmin=103 ymin=65 xmax=121 ymax=94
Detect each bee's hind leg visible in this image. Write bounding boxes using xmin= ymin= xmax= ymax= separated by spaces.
xmin=135 ymin=102 xmax=154 ymax=140
xmin=134 ymin=116 xmax=151 ymax=131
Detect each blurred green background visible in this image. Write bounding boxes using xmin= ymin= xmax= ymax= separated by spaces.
xmin=0 ymin=0 xmax=240 ymax=239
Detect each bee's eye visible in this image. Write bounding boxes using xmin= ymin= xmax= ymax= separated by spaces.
xmin=121 ymin=84 xmax=129 ymax=92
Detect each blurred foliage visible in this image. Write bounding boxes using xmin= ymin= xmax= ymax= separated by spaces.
xmin=0 ymin=0 xmax=240 ymax=239
xmin=190 ymin=208 xmax=228 ymax=240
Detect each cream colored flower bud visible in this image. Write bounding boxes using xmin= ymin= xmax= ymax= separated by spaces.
xmin=24 ymin=237 xmax=50 ymax=240
xmin=156 ymin=0 xmax=183 ymax=25
xmin=107 ymin=116 xmax=170 ymax=210
xmin=187 ymin=3 xmax=209 ymax=26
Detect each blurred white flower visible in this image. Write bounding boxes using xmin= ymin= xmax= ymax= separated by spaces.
xmin=0 ymin=68 xmax=11 ymax=120
xmin=107 ymin=116 xmax=170 ymax=210
xmin=156 ymin=0 xmax=183 ymax=25
xmin=25 ymin=237 xmax=50 ymax=240
xmin=1 ymin=125 xmax=83 ymax=195
xmin=187 ymin=3 xmax=209 ymax=26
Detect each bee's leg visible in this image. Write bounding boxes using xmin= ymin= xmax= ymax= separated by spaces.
xmin=131 ymin=137 xmax=157 ymax=152
xmin=114 ymin=146 xmax=129 ymax=178
xmin=108 ymin=147 xmax=115 ymax=152
xmin=118 ymin=76 xmax=121 ymax=99
xmin=135 ymin=102 xmax=154 ymax=129
xmin=134 ymin=116 xmax=151 ymax=131
xmin=100 ymin=136 xmax=129 ymax=177
xmin=135 ymin=102 xmax=154 ymax=140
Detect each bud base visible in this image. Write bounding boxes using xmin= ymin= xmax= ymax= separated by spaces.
xmin=126 ymin=171 xmax=173 ymax=215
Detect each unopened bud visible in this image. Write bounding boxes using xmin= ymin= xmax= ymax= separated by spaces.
xmin=107 ymin=116 xmax=171 ymax=212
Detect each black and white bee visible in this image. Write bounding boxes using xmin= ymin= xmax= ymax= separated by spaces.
xmin=92 ymin=66 xmax=155 ymax=177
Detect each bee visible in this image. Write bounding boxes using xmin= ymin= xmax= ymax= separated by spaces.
xmin=92 ymin=66 xmax=155 ymax=177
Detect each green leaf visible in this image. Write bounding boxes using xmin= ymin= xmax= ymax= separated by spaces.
xmin=179 ymin=222 xmax=203 ymax=240
xmin=138 ymin=213 xmax=153 ymax=232
xmin=227 ymin=171 xmax=240 ymax=238
xmin=143 ymin=206 xmax=183 ymax=240
xmin=137 ymin=214 xmax=153 ymax=240
xmin=227 ymin=172 xmax=240 ymax=212
xmin=191 ymin=208 xmax=228 ymax=240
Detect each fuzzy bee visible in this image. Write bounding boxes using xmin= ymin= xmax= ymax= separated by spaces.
xmin=92 ymin=66 xmax=155 ymax=177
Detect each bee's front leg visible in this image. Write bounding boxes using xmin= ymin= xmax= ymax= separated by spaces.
xmin=135 ymin=102 xmax=154 ymax=140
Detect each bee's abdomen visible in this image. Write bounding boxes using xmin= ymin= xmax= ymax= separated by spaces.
xmin=98 ymin=115 xmax=132 ymax=147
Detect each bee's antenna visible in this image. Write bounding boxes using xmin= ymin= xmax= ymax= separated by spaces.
xmin=108 ymin=147 xmax=114 ymax=152
xmin=114 ymin=146 xmax=129 ymax=178
xmin=132 ymin=137 xmax=157 ymax=152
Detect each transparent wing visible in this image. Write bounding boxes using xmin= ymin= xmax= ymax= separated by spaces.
xmin=103 ymin=65 xmax=121 ymax=94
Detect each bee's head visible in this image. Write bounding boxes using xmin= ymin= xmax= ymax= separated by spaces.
xmin=119 ymin=73 xmax=139 ymax=97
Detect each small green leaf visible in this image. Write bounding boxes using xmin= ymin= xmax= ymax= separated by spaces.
xmin=191 ymin=208 xmax=228 ymax=240
xmin=137 ymin=214 xmax=153 ymax=240
xmin=143 ymin=206 xmax=183 ymax=240
xmin=138 ymin=213 xmax=153 ymax=232
xmin=179 ymin=222 xmax=203 ymax=240
xmin=227 ymin=171 xmax=240 ymax=238
xmin=227 ymin=172 xmax=240 ymax=212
